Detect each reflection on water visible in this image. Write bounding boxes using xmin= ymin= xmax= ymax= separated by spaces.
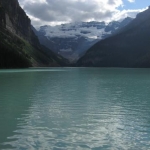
xmin=0 ymin=68 xmax=150 ymax=149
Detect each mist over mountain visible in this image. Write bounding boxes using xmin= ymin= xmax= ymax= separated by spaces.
xmin=77 ymin=7 xmax=150 ymax=68
xmin=34 ymin=17 xmax=132 ymax=62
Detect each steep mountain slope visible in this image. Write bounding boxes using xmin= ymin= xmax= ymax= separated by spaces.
xmin=77 ymin=7 xmax=150 ymax=68
xmin=35 ymin=18 xmax=132 ymax=62
xmin=0 ymin=0 xmax=66 ymax=68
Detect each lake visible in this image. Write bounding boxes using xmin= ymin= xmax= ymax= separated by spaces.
xmin=0 ymin=68 xmax=150 ymax=150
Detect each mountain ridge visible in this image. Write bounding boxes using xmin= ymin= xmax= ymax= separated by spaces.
xmin=34 ymin=17 xmax=133 ymax=62
xmin=77 ymin=7 xmax=150 ymax=68
xmin=0 ymin=0 xmax=67 ymax=68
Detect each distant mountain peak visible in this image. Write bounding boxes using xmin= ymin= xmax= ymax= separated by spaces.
xmin=34 ymin=18 xmax=133 ymax=62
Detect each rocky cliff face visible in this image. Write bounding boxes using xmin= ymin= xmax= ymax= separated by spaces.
xmin=0 ymin=0 xmax=39 ymax=45
xmin=0 ymin=4 xmax=5 ymax=27
xmin=77 ymin=7 xmax=150 ymax=68
xmin=0 ymin=0 xmax=67 ymax=68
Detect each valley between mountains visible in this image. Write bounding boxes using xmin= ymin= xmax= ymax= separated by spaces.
xmin=0 ymin=0 xmax=150 ymax=68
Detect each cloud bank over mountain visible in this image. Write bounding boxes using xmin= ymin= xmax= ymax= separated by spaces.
xmin=18 ymin=0 xmax=146 ymax=27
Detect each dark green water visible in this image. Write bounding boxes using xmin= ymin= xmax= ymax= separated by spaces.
xmin=0 ymin=68 xmax=150 ymax=150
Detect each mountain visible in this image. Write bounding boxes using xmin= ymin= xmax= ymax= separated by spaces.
xmin=34 ymin=18 xmax=133 ymax=62
xmin=77 ymin=7 xmax=150 ymax=68
xmin=0 ymin=0 xmax=67 ymax=68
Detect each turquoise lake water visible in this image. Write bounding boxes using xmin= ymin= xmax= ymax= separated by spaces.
xmin=0 ymin=68 xmax=150 ymax=150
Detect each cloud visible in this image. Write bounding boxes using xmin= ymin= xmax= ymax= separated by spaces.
xmin=128 ymin=0 xmax=135 ymax=3
xmin=18 ymin=0 xmax=145 ymax=27
xmin=112 ymin=8 xmax=147 ymax=21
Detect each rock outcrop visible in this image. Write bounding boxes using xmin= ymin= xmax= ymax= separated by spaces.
xmin=0 ymin=0 xmax=67 ymax=68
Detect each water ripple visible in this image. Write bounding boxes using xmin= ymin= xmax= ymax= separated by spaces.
xmin=0 ymin=68 xmax=150 ymax=149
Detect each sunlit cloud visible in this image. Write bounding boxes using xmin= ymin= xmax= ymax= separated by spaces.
xmin=128 ymin=0 xmax=135 ymax=3
xmin=18 ymin=0 xmax=145 ymax=27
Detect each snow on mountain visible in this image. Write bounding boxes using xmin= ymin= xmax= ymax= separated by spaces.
xmin=37 ymin=21 xmax=109 ymax=41
xmin=35 ymin=17 xmax=133 ymax=62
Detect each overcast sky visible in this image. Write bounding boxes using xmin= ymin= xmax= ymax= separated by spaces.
xmin=18 ymin=0 xmax=149 ymax=27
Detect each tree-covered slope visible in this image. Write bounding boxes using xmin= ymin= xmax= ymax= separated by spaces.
xmin=0 ymin=0 xmax=67 ymax=68
xmin=77 ymin=7 xmax=150 ymax=68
